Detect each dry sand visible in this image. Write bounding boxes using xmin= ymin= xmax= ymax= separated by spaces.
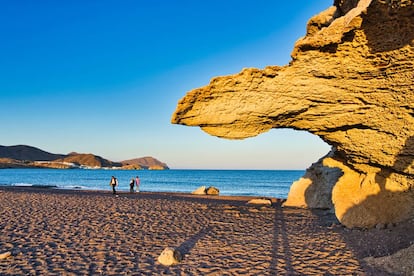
xmin=0 ymin=187 xmax=412 ymax=275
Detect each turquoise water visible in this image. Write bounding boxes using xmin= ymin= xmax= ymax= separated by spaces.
xmin=0 ymin=169 xmax=305 ymax=199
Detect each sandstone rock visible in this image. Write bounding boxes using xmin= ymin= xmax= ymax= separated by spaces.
xmin=247 ymin=198 xmax=273 ymax=206
xmin=157 ymin=247 xmax=182 ymax=266
xmin=172 ymin=0 xmax=414 ymax=228
xmin=0 ymin=251 xmax=11 ymax=260
xmin=206 ymin=186 xmax=220 ymax=195
xmin=283 ymin=150 xmax=342 ymax=209
xmin=192 ymin=186 xmax=207 ymax=195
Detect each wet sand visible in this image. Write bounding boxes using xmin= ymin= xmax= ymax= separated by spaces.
xmin=0 ymin=187 xmax=412 ymax=275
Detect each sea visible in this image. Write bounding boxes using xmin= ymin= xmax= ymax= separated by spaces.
xmin=0 ymin=169 xmax=305 ymax=199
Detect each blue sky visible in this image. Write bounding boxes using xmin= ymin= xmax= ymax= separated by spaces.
xmin=0 ymin=0 xmax=331 ymax=169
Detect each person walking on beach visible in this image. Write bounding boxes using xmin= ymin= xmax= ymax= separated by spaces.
xmin=135 ymin=176 xmax=140 ymax=192
xmin=110 ymin=176 xmax=118 ymax=195
xmin=129 ymin=178 xmax=135 ymax=193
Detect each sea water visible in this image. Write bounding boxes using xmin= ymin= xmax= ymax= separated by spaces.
xmin=0 ymin=169 xmax=305 ymax=199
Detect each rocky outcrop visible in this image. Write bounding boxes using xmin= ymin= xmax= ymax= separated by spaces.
xmin=172 ymin=0 xmax=414 ymax=228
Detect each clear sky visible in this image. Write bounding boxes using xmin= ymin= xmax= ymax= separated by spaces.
xmin=0 ymin=0 xmax=332 ymax=169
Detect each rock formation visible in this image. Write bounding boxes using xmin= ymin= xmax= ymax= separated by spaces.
xmin=172 ymin=0 xmax=414 ymax=228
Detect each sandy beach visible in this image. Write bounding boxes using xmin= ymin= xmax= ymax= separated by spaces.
xmin=0 ymin=187 xmax=412 ymax=275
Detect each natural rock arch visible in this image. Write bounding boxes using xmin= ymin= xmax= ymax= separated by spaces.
xmin=172 ymin=0 xmax=414 ymax=228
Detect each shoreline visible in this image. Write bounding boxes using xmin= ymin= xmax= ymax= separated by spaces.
xmin=0 ymin=184 xmax=288 ymax=200
xmin=1 ymin=186 xmax=412 ymax=275
xmin=0 ymin=169 xmax=302 ymax=199
xmin=0 ymin=186 xmax=283 ymax=208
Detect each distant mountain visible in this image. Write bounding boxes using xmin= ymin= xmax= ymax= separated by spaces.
xmin=0 ymin=145 xmax=65 ymax=161
xmin=54 ymin=153 xmax=122 ymax=168
xmin=121 ymin=156 xmax=169 ymax=170
xmin=0 ymin=145 xmax=169 ymax=170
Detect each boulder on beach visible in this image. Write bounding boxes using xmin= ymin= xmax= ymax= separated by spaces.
xmin=206 ymin=186 xmax=219 ymax=195
xmin=192 ymin=186 xmax=220 ymax=195
xmin=191 ymin=186 xmax=207 ymax=195
xmin=157 ymin=247 xmax=182 ymax=266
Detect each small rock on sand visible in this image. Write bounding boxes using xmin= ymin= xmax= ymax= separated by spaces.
xmin=0 ymin=251 xmax=12 ymax=260
xmin=247 ymin=198 xmax=272 ymax=206
xmin=158 ymin=247 xmax=182 ymax=266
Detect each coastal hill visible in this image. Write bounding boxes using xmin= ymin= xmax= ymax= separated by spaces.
xmin=122 ymin=157 xmax=169 ymax=170
xmin=54 ymin=153 xmax=122 ymax=168
xmin=0 ymin=145 xmax=65 ymax=161
xmin=0 ymin=145 xmax=169 ymax=170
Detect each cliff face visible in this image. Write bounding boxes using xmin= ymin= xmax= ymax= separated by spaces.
xmin=172 ymin=0 xmax=414 ymax=228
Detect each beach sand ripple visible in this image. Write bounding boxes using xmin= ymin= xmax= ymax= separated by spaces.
xmin=0 ymin=187 xmax=412 ymax=275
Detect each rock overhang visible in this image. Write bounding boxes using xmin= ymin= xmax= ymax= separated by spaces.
xmin=171 ymin=0 xmax=414 ymax=228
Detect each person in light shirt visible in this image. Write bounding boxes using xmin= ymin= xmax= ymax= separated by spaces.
xmin=135 ymin=176 xmax=140 ymax=192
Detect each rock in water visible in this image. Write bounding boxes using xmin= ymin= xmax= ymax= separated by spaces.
xmin=172 ymin=0 xmax=414 ymax=228
xmin=157 ymin=247 xmax=182 ymax=266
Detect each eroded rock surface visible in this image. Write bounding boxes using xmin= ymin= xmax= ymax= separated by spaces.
xmin=172 ymin=0 xmax=414 ymax=228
